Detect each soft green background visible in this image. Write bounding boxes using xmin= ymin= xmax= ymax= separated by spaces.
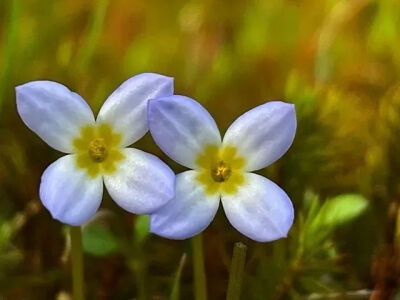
xmin=1 ymin=0 xmax=400 ymax=299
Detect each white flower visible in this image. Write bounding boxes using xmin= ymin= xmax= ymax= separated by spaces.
xmin=147 ymin=95 xmax=296 ymax=242
xmin=16 ymin=73 xmax=176 ymax=226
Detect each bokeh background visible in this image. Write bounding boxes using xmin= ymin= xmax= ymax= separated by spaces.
xmin=1 ymin=0 xmax=400 ymax=299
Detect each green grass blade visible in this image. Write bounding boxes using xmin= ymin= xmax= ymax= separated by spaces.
xmin=0 ymin=0 xmax=20 ymax=119
xmin=170 ymin=253 xmax=187 ymax=300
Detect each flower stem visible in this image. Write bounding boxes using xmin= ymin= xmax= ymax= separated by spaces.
xmin=191 ymin=234 xmax=207 ymax=300
xmin=226 ymin=242 xmax=247 ymax=300
xmin=70 ymin=226 xmax=85 ymax=300
xmin=0 ymin=0 xmax=20 ymax=119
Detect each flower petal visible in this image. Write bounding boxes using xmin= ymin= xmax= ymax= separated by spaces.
xmin=97 ymin=73 xmax=174 ymax=147
xmin=222 ymin=101 xmax=296 ymax=171
xmin=40 ymin=155 xmax=103 ymax=226
xmin=150 ymin=170 xmax=220 ymax=239
xmin=148 ymin=95 xmax=221 ymax=169
xmin=221 ymin=173 xmax=294 ymax=242
xmin=16 ymin=81 xmax=95 ymax=153
xmin=104 ymin=148 xmax=175 ymax=214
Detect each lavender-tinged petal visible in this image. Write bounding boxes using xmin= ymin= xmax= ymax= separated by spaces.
xmin=148 ymin=95 xmax=221 ymax=169
xmin=97 ymin=73 xmax=174 ymax=146
xmin=40 ymin=155 xmax=103 ymax=225
xmin=150 ymin=170 xmax=220 ymax=239
xmin=221 ymin=173 xmax=294 ymax=242
xmin=16 ymin=81 xmax=95 ymax=153
xmin=223 ymin=101 xmax=296 ymax=171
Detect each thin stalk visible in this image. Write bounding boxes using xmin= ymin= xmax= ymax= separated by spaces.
xmin=226 ymin=242 xmax=247 ymax=300
xmin=70 ymin=226 xmax=85 ymax=300
xmin=76 ymin=0 xmax=109 ymax=71
xmin=0 ymin=0 xmax=20 ymax=119
xmin=191 ymin=234 xmax=207 ymax=300
xmin=135 ymin=246 xmax=147 ymax=300
xmin=170 ymin=253 xmax=187 ymax=300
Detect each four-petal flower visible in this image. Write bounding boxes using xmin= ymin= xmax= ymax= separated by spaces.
xmin=147 ymin=95 xmax=296 ymax=242
xmin=16 ymin=73 xmax=176 ymax=225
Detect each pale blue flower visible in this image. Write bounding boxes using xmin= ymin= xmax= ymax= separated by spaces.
xmin=147 ymin=95 xmax=296 ymax=242
xmin=16 ymin=73 xmax=176 ymax=226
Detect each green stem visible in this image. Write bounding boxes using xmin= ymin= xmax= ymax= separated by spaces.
xmin=76 ymin=0 xmax=109 ymax=72
xmin=191 ymin=234 xmax=207 ymax=300
xmin=226 ymin=242 xmax=247 ymax=300
xmin=170 ymin=253 xmax=187 ymax=300
xmin=70 ymin=226 xmax=85 ymax=300
xmin=0 ymin=0 xmax=19 ymax=120
xmin=135 ymin=246 xmax=147 ymax=300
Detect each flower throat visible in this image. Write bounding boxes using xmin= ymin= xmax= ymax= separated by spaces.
xmin=211 ymin=161 xmax=231 ymax=182
xmin=88 ymin=138 xmax=108 ymax=162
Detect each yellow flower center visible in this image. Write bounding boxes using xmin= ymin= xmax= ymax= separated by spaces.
xmin=73 ymin=124 xmax=124 ymax=177
xmin=195 ymin=145 xmax=245 ymax=195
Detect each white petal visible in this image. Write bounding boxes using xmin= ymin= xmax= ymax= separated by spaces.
xmin=150 ymin=171 xmax=220 ymax=239
xmin=223 ymin=101 xmax=296 ymax=171
xmin=16 ymin=81 xmax=95 ymax=153
xmin=221 ymin=173 xmax=294 ymax=242
xmin=104 ymin=148 xmax=175 ymax=214
xmin=97 ymin=73 xmax=174 ymax=147
xmin=148 ymin=95 xmax=221 ymax=169
xmin=40 ymin=155 xmax=103 ymax=225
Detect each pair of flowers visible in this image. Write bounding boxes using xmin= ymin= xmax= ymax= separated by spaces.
xmin=16 ymin=73 xmax=296 ymax=242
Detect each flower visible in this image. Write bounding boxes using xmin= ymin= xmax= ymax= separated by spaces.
xmin=147 ymin=95 xmax=296 ymax=242
xmin=16 ymin=73 xmax=176 ymax=226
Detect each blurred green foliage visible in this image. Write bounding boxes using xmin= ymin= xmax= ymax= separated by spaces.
xmin=83 ymin=224 xmax=119 ymax=257
xmin=1 ymin=0 xmax=400 ymax=299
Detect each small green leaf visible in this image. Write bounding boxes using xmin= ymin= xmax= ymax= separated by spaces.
xmin=315 ymin=194 xmax=368 ymax=228
xmin=134 ymin=215 xmax=150 ymax=244
xmin=304 ymin=194 xmax=368 ymax=254
xmin=82 ymin=224 xmax=119 ymax=256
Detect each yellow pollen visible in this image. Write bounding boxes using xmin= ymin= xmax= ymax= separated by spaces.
xmin=88 ymin=138 xmax=108 ymax=162
xmin=211 ymin=161 xmax=231 ymax=182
